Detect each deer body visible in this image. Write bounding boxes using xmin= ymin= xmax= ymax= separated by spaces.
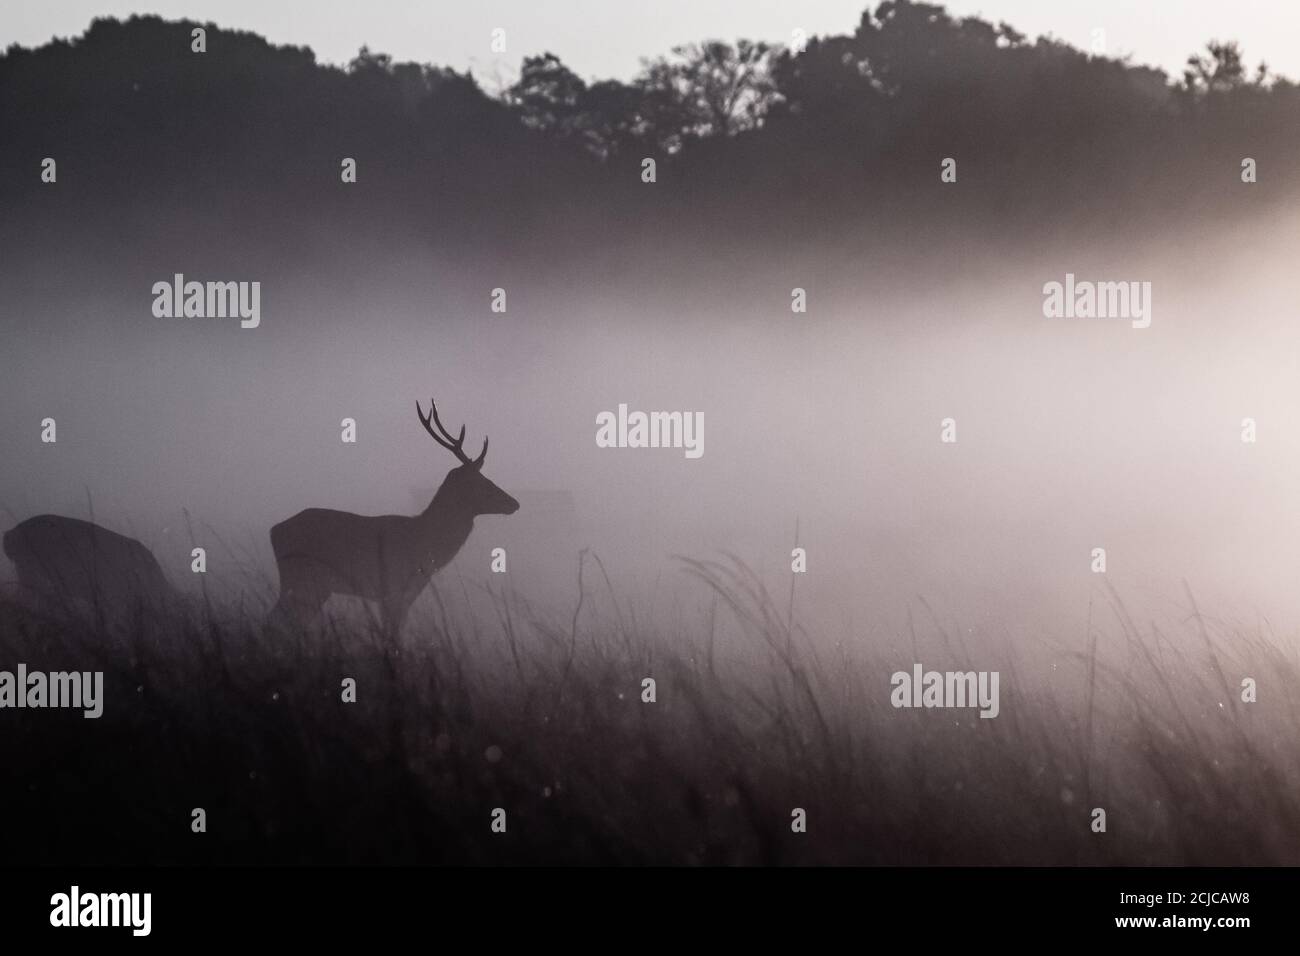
xmin=3 ymin=514 xmax=173 ymax=617
xmin=269 ymin=400 xmax=518 ymax=632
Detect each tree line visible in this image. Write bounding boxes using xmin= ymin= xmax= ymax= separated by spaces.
xmin=1 ymin=0 xmax=1295 ymax=259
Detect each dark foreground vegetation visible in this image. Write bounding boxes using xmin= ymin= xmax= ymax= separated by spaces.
xmin=1 ymin=558 xmax=1296 ymax=865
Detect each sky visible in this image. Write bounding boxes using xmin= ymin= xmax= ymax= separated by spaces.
xmin=3 ymin=0 xmax=1298 ymax=87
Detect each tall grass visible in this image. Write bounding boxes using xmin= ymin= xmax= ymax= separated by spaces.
xmin=1 ymin=555 xmax=1297 ymax=865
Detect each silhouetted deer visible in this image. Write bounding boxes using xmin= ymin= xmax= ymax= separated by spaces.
xmin=3 ymin=515 xmax=173 ymax=620
xmin=269 ymin=399 xmax=519 ymax=632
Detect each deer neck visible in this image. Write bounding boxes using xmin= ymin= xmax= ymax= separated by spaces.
xmin=418 ymin=480 xmax=477 ymax=561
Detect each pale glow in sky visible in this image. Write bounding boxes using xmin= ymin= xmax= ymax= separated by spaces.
xmin=4 ymin=0 xmax=1298 ymax=86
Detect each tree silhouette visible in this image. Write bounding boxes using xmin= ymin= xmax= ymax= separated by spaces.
xmin=637 ymin=39 xmax=781 ymax=150
xmin=507 ymin=53 xmax=587 ymax=132
xmin=1182 ymin=40 xmax=1269 ymax=94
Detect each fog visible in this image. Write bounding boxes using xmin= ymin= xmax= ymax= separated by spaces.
xmin=5 ymin=210 xmax=1298 ymax=649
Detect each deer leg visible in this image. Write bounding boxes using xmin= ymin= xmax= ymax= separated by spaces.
xmin=269 ymin=565 xmax=326 ymax=632
xmin=280 ymin=593 xmax=325 ymax=632
xmin=380 ymin=590 xmax=418 ymax=640
xmin=269 ymin=592 xmax=302 ymax=630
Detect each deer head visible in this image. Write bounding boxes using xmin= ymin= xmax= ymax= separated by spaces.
xmin=417 ymin=399 xmax=519 ymax=517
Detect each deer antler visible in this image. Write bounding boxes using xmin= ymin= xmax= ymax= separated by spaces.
xmin=417 ymin=399 xmax=488 ymax=466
